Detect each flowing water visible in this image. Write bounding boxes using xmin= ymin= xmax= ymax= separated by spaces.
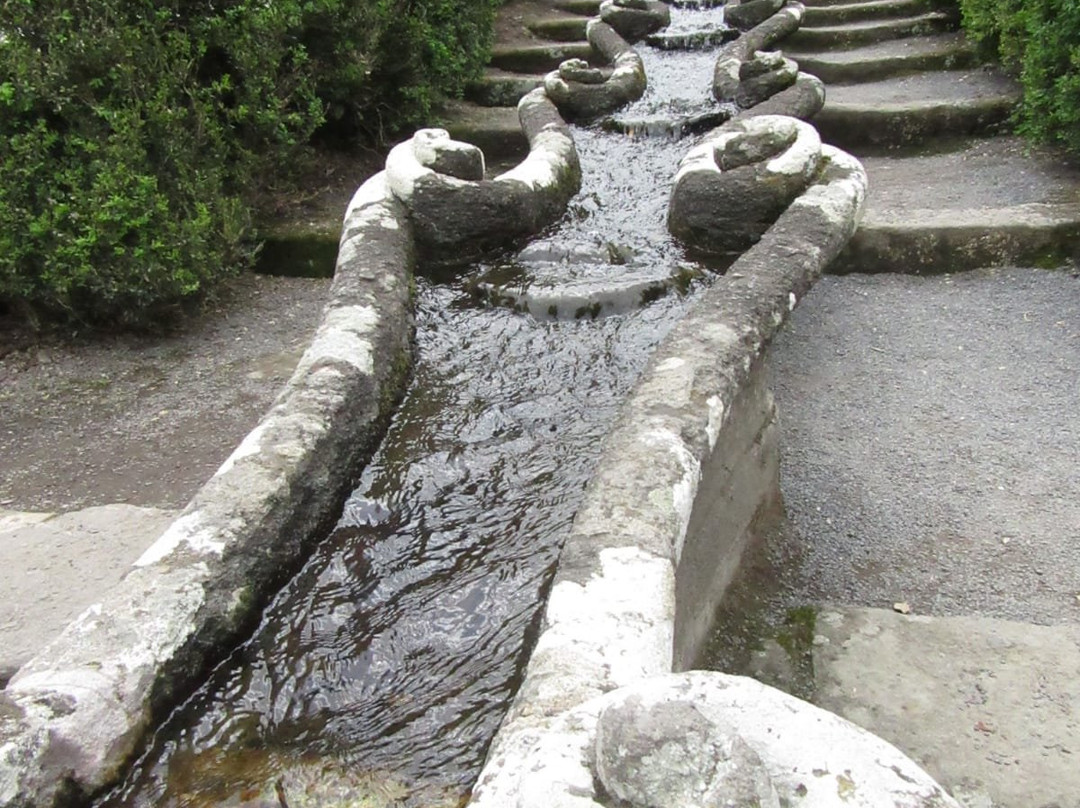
xmin=103 ymin=7 xmax=730 ymax=806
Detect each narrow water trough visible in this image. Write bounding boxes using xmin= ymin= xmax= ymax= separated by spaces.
xmin=0 ymin=3 xmax=963 ymax=807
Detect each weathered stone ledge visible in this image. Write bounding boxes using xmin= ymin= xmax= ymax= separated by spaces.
xmin=833 ymin=202 xmax=1080 ymax=274
xmin=470 ymin=142 xmax=884 ymax=806
xmin=0 ymin=175 xmax=417 ymax=808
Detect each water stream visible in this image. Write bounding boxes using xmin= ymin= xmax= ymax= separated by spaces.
xmin=102 ymin=7 xmax=730 ymax=806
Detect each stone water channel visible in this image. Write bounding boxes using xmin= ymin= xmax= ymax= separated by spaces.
xmin=100 ymin=7 xmax=736 ymax=807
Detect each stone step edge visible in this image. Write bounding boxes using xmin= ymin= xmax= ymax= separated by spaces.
xmin=814 ymin=93 xmax=1019 ymax=148
xmin=803 ymin=0 xmax=955 ymax=25
xmin=834 ymin=202 xmax=1080 ymax=273
xmin=782 ymin=36 xmax=976 ymax=84
xmin=791 ymin=10 xmax=954 ymax=47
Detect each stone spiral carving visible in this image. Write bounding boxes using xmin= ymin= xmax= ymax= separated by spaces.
xmin=385 ymin=89 xmax=581 ymax=260
xmin=599 ymin=0 xmax=671 ymax=42
xmin=713 ymin=1 xmax=825 ymax=120
xmin=544 ymin=19 xmax=647 ymax=121
xmin=668 ymin=115 xmax=822 ymax=254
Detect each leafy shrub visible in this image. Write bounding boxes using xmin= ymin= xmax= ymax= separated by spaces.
xmin=0 ymin=0 xmax=497 ymax=328
xmin=958 ymin=0 xmax=1080 ymax=158
xmin=0 ymin=0 xmax=320 ymax=327
xmin=303 ymin=0 xmax=497 ymax=141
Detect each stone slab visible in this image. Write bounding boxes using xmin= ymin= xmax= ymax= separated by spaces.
xmin=813 ymin=70 xmax=1020 ymax=149
xmin=785 ymin=32 xmax=976 ymax=83
xmin=0 ymin=506 xmax=177 ymax=686
xmin=787 ymin=11 xmax=954 ymax=49
xmin=812 ymin=607 xmax=1080 ymax=808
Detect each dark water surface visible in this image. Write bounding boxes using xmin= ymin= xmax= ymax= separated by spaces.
xmin=103 ymin=7 xmax=731 ymax=806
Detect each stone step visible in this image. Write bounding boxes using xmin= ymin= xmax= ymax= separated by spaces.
xmin=439 ymin=101 xmax=528 ymax=162
xmin=490 ymin=41 xmax=595 ymax=73
xmin=465 ymin=68 xmax=546 ymax=107
xmin=812 ymin=69 xmax=1020 ymax=149
xmin=553 ymin=0 xmax=601 ymax=14
xmin=785 ymin=32 xmax=977 ymax=84
xmin=832 ymin=135 xmax=1080 ymax=272
xmin=786 ymin=11 xmax=955 ymax=50
xmin=805 ymin=607 xmax=1080 ymax=808
xmin=803 ymin=0 xmax=953 ymax=26
xmin=526 ymin=15 xmax=590 ymax=41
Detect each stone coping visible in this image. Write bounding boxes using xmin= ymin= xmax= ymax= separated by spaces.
xmin=0 ymin=174 xmax=417 ymax=808
xmin=471 ymin=140 xmax=874 ymax=805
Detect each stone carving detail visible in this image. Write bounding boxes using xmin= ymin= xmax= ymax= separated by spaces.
xmin=471 ymin=672 xmax=961 ymax=807
xmin=668 ymin=115 xmax=822 ymax=254
xmin=713 ymin=1 xmax=825 ymax=120
xmin=736 ymin=50 xmax=799 ymax=108
xmin=385 ymin=90 xmax=580 ymax=260
xmin=544 ymin=20 xmax=647 ymax=121
xmin=599 ymin=0 xmax=671 ymax=42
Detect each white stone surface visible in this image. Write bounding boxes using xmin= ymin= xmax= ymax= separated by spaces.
xmin=474 ymin=673 xmax=959 ymax=807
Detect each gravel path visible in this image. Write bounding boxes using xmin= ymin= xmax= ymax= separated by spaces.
xmin=0 ymin=274 xmax=331 ymax=511
xmin=767 ymin=267 xmax=1080 ymax=625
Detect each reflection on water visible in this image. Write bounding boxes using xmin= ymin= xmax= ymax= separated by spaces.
xmin=102 ymin=7 xmax=733 ymax=807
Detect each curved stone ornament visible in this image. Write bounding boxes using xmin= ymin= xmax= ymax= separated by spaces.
xmin=599 ymin=0 xmax=671 ymax=42
xmin=386 ymin=89 xmax=581 ymax=261
xmin=713 ymin=1 xmax=826 ymax=119
xmin=471 ymin=672 xmax=962 ymax=808
xmin=543 ymin=20 xmax=647 ymax=121
xmin=668 ymin=115 xmax=822 ymax=254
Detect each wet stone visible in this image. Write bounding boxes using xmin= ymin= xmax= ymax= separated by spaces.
xmin=740 ymin=50 xmax=788 ymax=80
xmin=559 ymin=58 xmax=607 ymax=85
xmin=600 ymin=0 xmax=671 ymax=41
xmin=715 ymin=124 xmax=797 ymax=170
xmin=736 ymin=57 xmax=798 ymax=109
xmin=412 ymin=128 xmax=486 ymax=181
xmin=726 ymin=0 xmax=784 ymax=31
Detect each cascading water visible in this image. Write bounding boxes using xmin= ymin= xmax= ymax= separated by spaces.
xmin=101 ymin=6 xmax=732 ymax=806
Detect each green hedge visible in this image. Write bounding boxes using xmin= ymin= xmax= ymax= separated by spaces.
xmin=0 ymin=0 xmax=496 ymax=328
xmin=958 ymin=0 xmax=1080 ymax=158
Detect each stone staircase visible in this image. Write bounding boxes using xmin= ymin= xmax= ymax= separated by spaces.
xmin=788 ymin=0 xmax=1018 ymax=148
xmin=779 ymin=0 xmax=1080 ymax=273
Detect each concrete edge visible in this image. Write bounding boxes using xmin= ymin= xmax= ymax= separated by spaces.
xmin=833 ymin=202 xmax=1080 ymax=273
xmin=0 ymin=173 xmax=417 ymax=808
xmin=469 ymin=143 xmax=869 ymax=804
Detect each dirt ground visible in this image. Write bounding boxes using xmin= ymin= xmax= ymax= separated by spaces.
xmin=0 ymin=273 xmax=332 ymax=512
xmin=0 ymin=146 xmax=388 ymax=512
